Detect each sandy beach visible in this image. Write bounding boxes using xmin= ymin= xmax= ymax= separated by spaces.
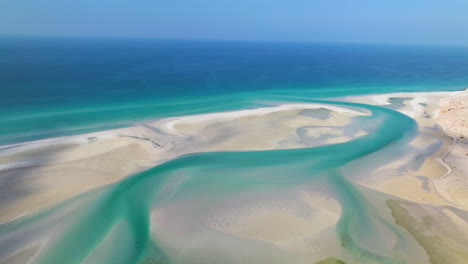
xmin=0 ymin=90 xmax=467 ymax=264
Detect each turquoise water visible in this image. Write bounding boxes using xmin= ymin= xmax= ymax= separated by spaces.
xmin=1 ymin=37 xmax=467 ymax=263
xmin=1 ymin=37 xmax=468 ymax=145
xmin=0 ymin=99 xmax=419 ymax=263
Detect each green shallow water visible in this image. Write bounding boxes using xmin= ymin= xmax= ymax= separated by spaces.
xmin=0 ymin=99 xmax=419 ymax=264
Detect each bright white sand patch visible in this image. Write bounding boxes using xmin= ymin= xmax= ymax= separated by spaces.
xmin=161 ymin=103 xmax=368 ymax=135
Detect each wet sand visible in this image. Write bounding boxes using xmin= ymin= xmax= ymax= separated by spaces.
xmin=0 ymin=103 xmax=367 ymax=223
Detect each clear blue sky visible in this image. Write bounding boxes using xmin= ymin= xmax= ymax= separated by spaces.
xmin=1 ymin=0 xmax=468 ymax=45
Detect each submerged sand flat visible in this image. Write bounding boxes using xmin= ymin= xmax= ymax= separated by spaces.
xmin=0 ymin=103 xmax=368 ymax=223
xmin=0 ymin=90 xmax=467 ymax=264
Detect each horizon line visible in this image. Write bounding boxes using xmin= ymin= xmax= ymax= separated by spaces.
xmin=2 ymin=33 xmax=468 ymax=49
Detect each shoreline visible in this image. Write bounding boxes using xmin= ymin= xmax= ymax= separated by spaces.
xmin=2 ymin=88 xmax=466 ymax=150
xmin=0 ymin=90 xmax=466 ymax=223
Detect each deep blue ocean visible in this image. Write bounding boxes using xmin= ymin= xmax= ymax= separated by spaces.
xmin=2 ymin=36 xmax=468 ymax=145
